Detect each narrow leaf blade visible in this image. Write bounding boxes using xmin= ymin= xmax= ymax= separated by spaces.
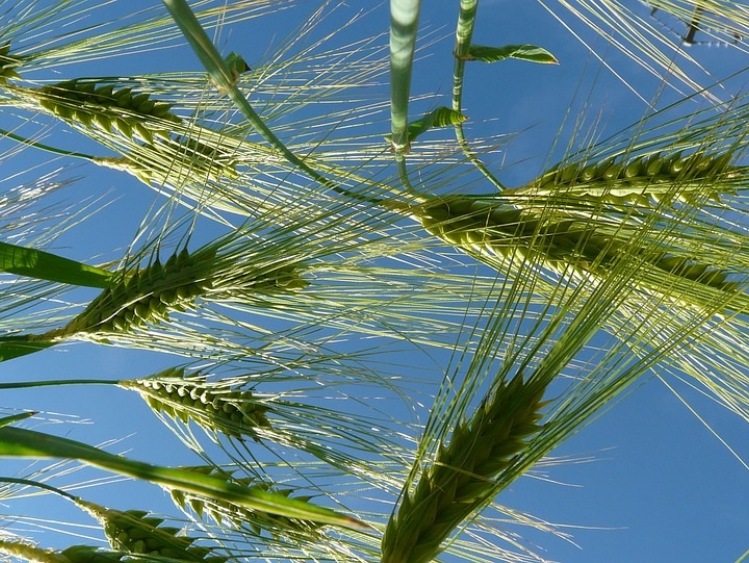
xmin=0 ymin=241 xmax=111 ymax=288
xmin=465 ymin=44 xmax=558 ymax=64
xmin=0 ymin=426 xmax=370 ymax=531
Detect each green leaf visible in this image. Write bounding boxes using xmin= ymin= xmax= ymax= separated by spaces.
xmin=0 ymin=411 xmax=37 ymax=428
xmin=0 ymin=425 xmax=371 ymax=531
xmin=0 ymin=241 xmax=111 ymax=288
xmin=386 ymin=107 xmax=467 ymax=146
xmin=0 ymin=337 xmax=55 ymax=363
xmin=464 ymin=44 xmax=558 ymax=64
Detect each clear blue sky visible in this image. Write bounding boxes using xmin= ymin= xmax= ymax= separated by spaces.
xmin=1 ymin=1 xmax=747 ymax=562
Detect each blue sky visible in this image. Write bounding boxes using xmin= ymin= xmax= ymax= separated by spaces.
xmin=1 ymin=1 xmax=747 ymax=561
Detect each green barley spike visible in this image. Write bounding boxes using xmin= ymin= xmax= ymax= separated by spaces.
xmin=530 ymin=150 xmax=742 ymax=205
xmin=57 ymin=247 xmax=216 ymax=337
xmin=0 ymin=43 xmax=23 ymax=82
xmin=38 ymin=80 xmax=181 ymax=143
xmin=411 ymin=195 xmax=739 ymax=293
xmin=0 ymin=541 xmax=137 ymax=563
xmin=76 ymin=499 xmax=225 ymax=563
xmin=381 ymin=374 xmax=546 ymax=563
xmin=121 ymin=367 xmax=272 ymax=441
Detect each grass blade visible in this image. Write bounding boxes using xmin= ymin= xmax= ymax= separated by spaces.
xmin=0 ymin=425 xmax=370 ymax=531
xmin=0 ymin=241 xmax=111 ymax=288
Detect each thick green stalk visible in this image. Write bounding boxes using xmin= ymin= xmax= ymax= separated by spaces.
xmin=389 ymin=0 xmax=420 ymax=154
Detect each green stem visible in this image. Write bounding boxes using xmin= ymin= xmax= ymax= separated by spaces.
xmin=452 ymin=0 xmax=505 ymax=190
xmin=0 ymin=379 xmax=118 ymax=390
xmin=0 ymin=126 xmax=96 ymax=161
xmin=162 ymin=0 xmax=374 ymax=203
xmin=0 ymin=476 xmax=78 ymax=501
xmin=389 ymin=0 xmax=421 ymax=155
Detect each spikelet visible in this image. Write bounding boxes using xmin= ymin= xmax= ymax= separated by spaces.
xmin=56 ymin=247 xmax=215 ymax=337
xmin=121 ymin=367 xmax=271 ymax=441
xmin=0 ymin=43 xmax=22 ymax=83
xmin=37 ymin=80 xmax=181 ymax=143
xmin=168 ymin=466 xmax=322 ymax=538
xmin=528 ymin=150 xmax=740 ymax=205
xmin=76 ymin=499 xmax=226 ymax=563
xmin=381 ymin=374 xmax=545 ymax=563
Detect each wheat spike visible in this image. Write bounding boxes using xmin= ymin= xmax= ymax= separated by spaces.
xmin=381 ymin=374 xmax=545 ymax=563
xmin=121 ymin=367 xmax=271 ymax=441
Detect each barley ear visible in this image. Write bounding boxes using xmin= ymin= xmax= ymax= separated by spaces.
xmin=121 ymin=367 xmax=272 ymax=441
xmin=57 ymin=247 xmax=216 ymax=337
xmin=381 ymin=373 xmax=545 ymax=563
xmin=530 ymin=150 xmax=741 ymax=206
xmin=77 ymin=499 xmax=226 ymax=563
xmin=37 ymin=80 xmax=181 ymax=143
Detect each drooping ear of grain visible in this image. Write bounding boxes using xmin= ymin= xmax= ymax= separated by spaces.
xmin=169 ymin=466 xmax=322 ymax=538
xmin=77 ymin=499 xmax=226 ymax=562
xmin=121 ymin=367 xmax=272 ymax=441
xmin=38 ymin=80 xmax=181 ymax=144
xmin=412 ymin=196 xmax=614 ymax=271
xmin=381 ymin=374 xmax=545 ymax=563
xmin=0 ymin=539 xmax=69 ymax=563
xmin=95 ymin=133 xmax=244 ymax=185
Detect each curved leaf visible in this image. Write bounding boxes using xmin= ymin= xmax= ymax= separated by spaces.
xmin=464 ymin=44 xmax=558 ymax=64
xmin=0 ymin=425 xmax=370 ymax=532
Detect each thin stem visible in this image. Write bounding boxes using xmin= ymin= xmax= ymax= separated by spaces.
xmin=162 ymin=0 xmax=381 ymax=204
xmin=0 ymin=126 xmax=97 ymax=161
xmin=452 ymin=0 xmax=505 ymax=190
xmin=0 ymin=379 xmax=118 ymax=390
xmin=0 ymin=477 xmax=78 ymax=501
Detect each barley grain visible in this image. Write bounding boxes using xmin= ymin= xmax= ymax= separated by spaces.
xmin=0 ymin=541 xmax=134 ymax=563
xmin=381 ymin=374 xmax=545 ymax=563
xmin=0 ymin=43 xmax=22 ymax=83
